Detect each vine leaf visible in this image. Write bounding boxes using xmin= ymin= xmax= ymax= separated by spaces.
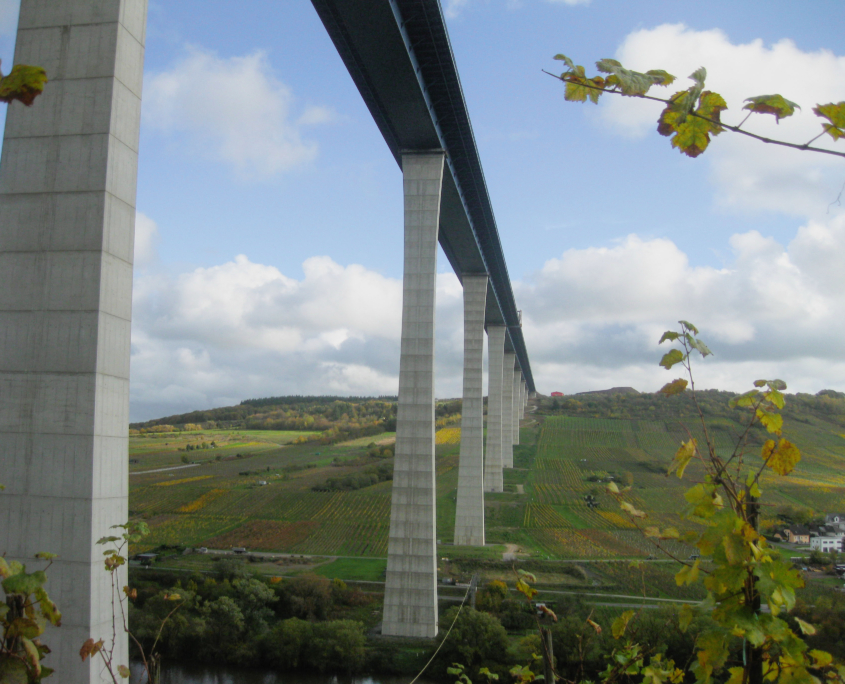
xmin=659 ymin=349 xmax=684 ymax=370
xmin=743 ymin=94 xmax=800 ymax=122
xmin=659 ymin=378 xmax=688 ymax=396
xmin=0 ymin=62 xmax=48 ymax=106
xmin=761 ymin=439 xmax=801 ymax=476
xmin=668 ymin=438 xmax=697 ymax=479
xmin=596 ymin=58 xmax=671 ymax=96
xmin=813 ymin=102 xmax=845 ymax=141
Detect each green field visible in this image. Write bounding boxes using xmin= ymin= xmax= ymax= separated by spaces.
xmin=129 ymin=399 xmax=845 ymax=570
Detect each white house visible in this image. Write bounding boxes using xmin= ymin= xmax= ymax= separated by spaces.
xmin=810 ymin=536 xmax=842 ymax=553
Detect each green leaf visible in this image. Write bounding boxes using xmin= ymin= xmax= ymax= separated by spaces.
xmin=595 ymin=58 xmax=666 ymax=96
xmin=659 ymin=349 xmax=684 ymax=370
xmin=689 ymin=67 xmax=707 ymax=87
xmin=743 ymin=94 xmax=800 ymax=122
xmin=668 ymin=438 xmax=697 ymax=479
xmin=21 ymin=637 xmax=41 ymax=677
xmin=97 ymin=536 xmax=121 ymax=545
xmin=0 ymin=63 xmax=48 ymax=106
xmin=34 ymin=552 xmax=57 ymax=561
xmin=563 ymin=73 xmax=604 ymax=105
xmin=2 ymin=570 xmax=47 ymax=596
xmin=678 ymin=604 xmax=694 ymax=632
xmin=553 ymin=53 xmax=577 ymax=71
xmin=0 ymin=656 xmax=29 ymax=684
xmin=814 ymin=102 xmax=845 ymax=141
xmin=35 ymin=587 xmax=61 ymax=626
xmin=659 ymin=379 xmax=688 ymax=397
xmin=645 ymin=69 xmax=676 ymax=86
xmin=678 ymin=320 xmax=699 ymax=335
xmin=675 ymin=559 xmax=700 ymax=586
xmin=658 ymin=331 xmax=680 ymax=344
xmin=765 ymin=388 xmax=785 ymax=409
xmin=118 ymin=664 xmax=132 ymax=678
xmin=697 ymin=91 xmax=728 ymax=132
xmin=729 ymin=389 xmax=759 ymax=409
xmin=612 ymin=610 xmax=636 ymax=639
xmin=753 ymin=379 xmax=767 ymax=387
xmin=671 ymin=114 xmax=716 ymax=158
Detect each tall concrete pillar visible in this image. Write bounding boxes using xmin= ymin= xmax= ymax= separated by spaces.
xmin=382 ymin=150 xmax=445 ymax=638
xmin=501 ymin=352 xmax=516 ymax=468
xmin=484 ymin=325 xmax=506 ymax=492
xmin=519 ymin=375 xmax=528 ymax=420
xmin=454 ymin=274 xmax=487 ymax=546
xmin=0 ymin=2 xmax=147 ymax=682
xmin=512 ymin=366 xmax=521 ymax=446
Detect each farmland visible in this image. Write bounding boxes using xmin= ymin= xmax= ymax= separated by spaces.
xmin=130 ymin=392 xmax=845 ymax=584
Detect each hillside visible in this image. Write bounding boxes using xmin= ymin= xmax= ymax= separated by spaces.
xmin=128 ymin=388 xmax=845 ymax=566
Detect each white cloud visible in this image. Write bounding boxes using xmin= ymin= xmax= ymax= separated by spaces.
xmin=0 ymin=0 xmax=18 ymax=37
xmin=129 ymin=234 xmax=467 ymax=420
xmin=142 ymin=47 xmax=333 ymax=178
xmin=133 ymin=212 xmax=159 ymax=269
xmin=519 ymin=214 xmax=845 ymax=395
xmin=596 ymin=24 xmax=845 ymax=218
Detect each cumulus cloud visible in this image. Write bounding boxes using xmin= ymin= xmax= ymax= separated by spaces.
xmin=519 ymin=214 xmax=845 ymax=395
xmin=142 ymin=47 xmax=333 ymax=178
xmin=129 ymin=211 xmax=845 ymax=419
xmin=595 ymin=24 xmax=845 ymax=218
xmin=129 ymin=222 xmax=466 ymax=420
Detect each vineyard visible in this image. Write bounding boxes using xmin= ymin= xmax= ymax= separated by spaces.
xmin=129 ymin=399 xmax=845 ymax=566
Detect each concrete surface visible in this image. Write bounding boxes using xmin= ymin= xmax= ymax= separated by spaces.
xmin=382 ymin=151 xmax=445 ymax=638
xmin=453 ymin=274 xmax=487 ymax=546
xmin=501 ymin=351 xmax=515 ymax=468
xmin=484 ymin=324 xmax=506 ymax=492
xmin=0 ymin=1 xmax=147 ymax=681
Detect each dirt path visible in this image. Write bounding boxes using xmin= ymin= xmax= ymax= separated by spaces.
xmin=503 ymin=543 xmax=520 ymax=561
xmin=515 ymin=484 xmax=525 ymax=494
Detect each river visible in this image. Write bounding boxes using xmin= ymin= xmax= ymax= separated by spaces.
xmin=130 ymin=662 xmax=437 ymax=684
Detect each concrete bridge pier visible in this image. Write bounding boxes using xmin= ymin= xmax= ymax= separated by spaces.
xmin=0 ymin=1 xmax=147 ymax=681
xmin=521 ymin=376 xmax=527 ymax=418
xmin=453 ymin=274 xmax=487 ymax=546
xmin=484 ymin=324 xmax=506 ymax=492
xmin=512 ymin=366 xmax=521 ymax=447
xmin=501 ymin=351 xmax=516 ymax=468
xmin=382 ymin=150 xmax=445 ymax=638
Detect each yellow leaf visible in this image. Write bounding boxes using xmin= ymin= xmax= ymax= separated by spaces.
xmin=809 ymin=650 xmax=832 ymax=668
xmin=587 ymin=618 xmax=602 ymax=634
xmin=644 ymin=526 xmax=661 ymax=538
xmin=668 ymin=439 xmax=697 ymax=479
xmin=606 ymin=481 xmax=620 ymax=494
xmin=764 ymin=439 xmax=801 ymax=476
xmin=612 ymin=610 xmax=636 ymax=639
xmin=621 ymin=501 xmax=647 ymax=519
xmin=659 ymin=378 xmax=688 ymax=396
xmin=795 ymin=617 xmax=817 ymax=636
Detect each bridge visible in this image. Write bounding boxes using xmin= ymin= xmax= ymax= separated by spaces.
xmin=0 ymin=0 xmax=535 ymax=678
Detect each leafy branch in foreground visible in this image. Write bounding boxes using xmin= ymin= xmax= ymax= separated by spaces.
xmin=0 ymin=59 xmax=47 ymax=107
xmin=547 ymin=54 xmax=845 ymax=159
xmin=0 ymin=554 xmax=61 ymax=683
xmin=606 ymin=321 xmax=845 ymax=684
xmin=80 ymin=522 xmax=182 ymax=684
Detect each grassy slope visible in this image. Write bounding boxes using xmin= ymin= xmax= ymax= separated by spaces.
xmin=130 ymin=394 xmax=845 ymax=574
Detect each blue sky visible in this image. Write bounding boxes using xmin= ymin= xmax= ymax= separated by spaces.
xmin=2 ymin=1 xmax=844 ymax=421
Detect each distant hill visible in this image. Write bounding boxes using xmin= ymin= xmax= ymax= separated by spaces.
xmin=575 ymin=387 xmax=640 ymax=397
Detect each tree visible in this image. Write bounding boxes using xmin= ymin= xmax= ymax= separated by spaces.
xmin=433 ymin=607 xmax=511 ymax=681
xmin=548 ymin=55 xmax=845 ymax=159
